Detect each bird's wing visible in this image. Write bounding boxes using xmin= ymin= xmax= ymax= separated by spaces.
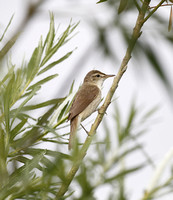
xmin=68 ymin=84 xmax=100 ymax=120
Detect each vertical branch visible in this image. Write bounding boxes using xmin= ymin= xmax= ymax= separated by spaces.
xmin=0 ymin=130 xmax=9 ymax=188
xmin=56 ymin=0 xmax=151 ymax=198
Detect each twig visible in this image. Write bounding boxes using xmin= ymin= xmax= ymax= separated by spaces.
xmin=149 ymin=3 xmax=173 ymax=9
xmin=143 ymin=0 xmax=166 ymax=23
xmin=56 ymin=0 xmax=151 ymax=198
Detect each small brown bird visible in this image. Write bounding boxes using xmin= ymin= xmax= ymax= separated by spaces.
xmin=68 ymin=70 xmax=115 ymax=150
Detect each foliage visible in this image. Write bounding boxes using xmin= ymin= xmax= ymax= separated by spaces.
xmin=95 ymin=0 xmax=173 ymax=98
xmin=0 ymin=13 xmax=77 ymax=199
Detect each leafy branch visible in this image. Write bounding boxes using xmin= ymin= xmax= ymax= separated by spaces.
xmin=0 ymin=13 xmax=78 ymax=199
xmin=56 ymin=0 xmax=166 ymax=198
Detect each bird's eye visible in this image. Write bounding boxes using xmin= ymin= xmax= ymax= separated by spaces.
xmin=96 ymin=74 xmax=100 ymax=77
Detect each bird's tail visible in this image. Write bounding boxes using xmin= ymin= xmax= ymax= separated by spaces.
xmin=68 ymin=116 xmax=80 ymax=150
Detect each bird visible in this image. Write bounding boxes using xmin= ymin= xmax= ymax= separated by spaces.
xmin=68 ymin=70 xmax=115 ymax=150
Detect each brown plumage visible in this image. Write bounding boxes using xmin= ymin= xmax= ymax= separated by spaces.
xmin=68 ymin=84 xmax=100 ymax=121
xmin=68 ymin=83 xmax=100 ymax=150
xmin=68 ymin=70 xmax=115 ymax=150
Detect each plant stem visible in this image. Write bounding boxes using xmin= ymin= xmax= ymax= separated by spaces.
xmin=56 ymin=0 xmax=151 ymax=198
xmin=144 ymin=0 xmax=166 ymax=23
xmin=56 ymin=136 xmax=93 ymax=199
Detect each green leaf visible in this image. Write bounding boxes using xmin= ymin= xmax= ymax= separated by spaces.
xmin=19 ymin=153 xmax=44 ymax=174
xmin=61 ymin=85 xmax=75 ymax=118
xmin=105 ymin=164 xmax=145 ymax=183
xmin=10 ymin=118 xmax=27 ymax=141
xmin=114 ymin=103 xmax=122 ymax=138
xmin=45 ymin=12 xmax=55 ymax=54
xmin=141 ymin=105 xmax=159 ymax=121
xmin=11 ymin=98 xmax=65 ymax=149
xmin=24 ymin=148 xmax=71 ymax=160
xmin=0 ymin=151 xmax=45 ymax=199
xmin=4 ymin=73 xmax=15 ymax=133
xmin=64 ymin=93 xmax=75 ymax=116
xmin=0 ymin=14 xmax=14 ymax=42
xmin=0 ymin=33 xmax=19 ymax=60
xmin=48 ymin=94 xmax=72 ymax=126
xmin=0 ymin=64 xmax=15 ymax=87
xmin=168 ymin=6 xmax=173 ymax=32
xmin=13 ymin=155 xmax=43 ymax=171
xmin=68 ymin=80 xmax=75 ymax=95
xmin=27 ymin=74 xmax=58 ymax=91
xmin=117 ymin=145 xmax=141 ymax=161
xmin=103 ymin=119 xmax=111 ymax=151
xmin=27 ymin=37 xmax=43 ymax=81
xmin=119 ymin=101 xmax=137 ymax=143
xmin=15 ymin=112 xmax=36 ymax=121
xmin=0 ymin=129 xmax=8 ymax=188
xmin=96 ymin=0 xmax=108 ymax=3
xmin=125 ymin=101 xmax=136 ymax=132
xmin=76 ymin=164 xmax=93 ymax=197
xmin=38 ymin=51 xmax=73 ymax=75
xmin=20 ymin=98 xmax=61 ymax=111
xmin=58 ymin=102 xmax=69 ymax=122
xmin=20 ymin=84 xmax=41 ymax=99
xmin=11 ymin=86 xmax=40 ymax=127
xmin=139 ymin=42 xmax=173 ymax=97
xmin=40 ymin=22 xmax=77 ymax=67
xmin=118 ymin=0 xmax=129 ymax=14
xmin=55 ymin=115 xmax=68 ymax=127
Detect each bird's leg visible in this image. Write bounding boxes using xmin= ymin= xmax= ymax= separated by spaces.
xmin=80 ymin=123 xmax=89 ymax=135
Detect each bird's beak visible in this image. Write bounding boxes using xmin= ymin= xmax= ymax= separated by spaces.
xmin=104 ymin=74 xmax=115 ymax=79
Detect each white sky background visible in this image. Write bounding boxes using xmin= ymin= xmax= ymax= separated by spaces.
xmin=0 ymin=0 xmax=173 ymax=199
